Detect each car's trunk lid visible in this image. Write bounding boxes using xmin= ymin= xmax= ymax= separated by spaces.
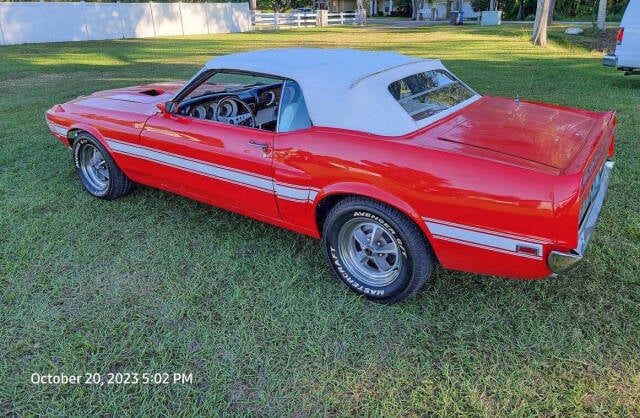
xmin=433 ymin=96 xmax=602 ymax=170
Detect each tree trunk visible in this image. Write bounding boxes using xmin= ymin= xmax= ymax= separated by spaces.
xmin=517 ymin=0 xmax=523 ymax=20
xmin=546 ymin=0 xmax=556 ymax=25
xmin=531 ymin=0 xmax=551 ymax=47
xmin=597 ymin=0 xmax=607 ymax=31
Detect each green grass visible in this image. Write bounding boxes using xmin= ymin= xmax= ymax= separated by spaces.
xmin=1 ymin=25 xmax=639 ymax=416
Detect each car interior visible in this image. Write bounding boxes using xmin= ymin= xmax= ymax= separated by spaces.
xmin=177 ymin=71 xmax=311 ymax=133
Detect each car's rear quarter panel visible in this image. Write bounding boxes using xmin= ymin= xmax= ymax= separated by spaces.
xmin=275 ymin=127 xmax=558 ymax=278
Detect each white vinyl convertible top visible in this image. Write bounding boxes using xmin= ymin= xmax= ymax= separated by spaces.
xmin=205 ymin=48 xmax=480 ymax=136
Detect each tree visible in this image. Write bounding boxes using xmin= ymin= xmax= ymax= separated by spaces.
xmin=411 ymin=0 xmax=425 ymax=19
xmin=531 ymin=0 xmax=551 ymax=47
xmin=546 ymin=0 xmax=555 ymax=24
xmin=596 ymin=0 xmax=607 ymax=31
xmin=516 ymin=0 xmax=524 ymax=20
xmin=256 ymin=0 xmax=310 ymax=12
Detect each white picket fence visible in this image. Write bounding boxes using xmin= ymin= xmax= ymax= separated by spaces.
xmin=252 ymin=11 xmax=359 ymax=30
xmin=252 ymin=12 xmax=318 ymax=29
xmin=327 ymin=12 xmax=359 ymax=25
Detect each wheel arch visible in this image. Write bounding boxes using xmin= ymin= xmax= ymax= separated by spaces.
xmin=66 ymin=125 xmax=135 ymax=185
xmin=66 ymin=124 xmax=109 ymax=150
xmin=313 ymin=182 xmax=432 ymax=246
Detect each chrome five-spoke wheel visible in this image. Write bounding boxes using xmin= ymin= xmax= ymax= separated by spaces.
xmin=72 ymin=133 xmax=134 ymax=200
xmin=79 ymin=144 xmax=110 ymax=193
xmin=338 ymin=218 xmax=402 ymax=287
xmin=322 ymin=197 xmax=434 ymax=304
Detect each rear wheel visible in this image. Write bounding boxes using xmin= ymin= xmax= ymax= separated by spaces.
xmin=72 ymin=133 xmax=134 ymax=200
xmin=322 ymin=197 xmax=434 ymax=304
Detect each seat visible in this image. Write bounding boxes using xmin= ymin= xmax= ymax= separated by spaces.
xmin=278 ymin=82 xmax=311 ymax=132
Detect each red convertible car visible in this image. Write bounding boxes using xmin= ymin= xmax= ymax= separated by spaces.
xmin=45 ymin=48 xmax=615 ymax=303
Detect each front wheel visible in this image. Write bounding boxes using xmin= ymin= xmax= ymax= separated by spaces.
xmin=322 ymin=197 xmax=434 ymax=304
xmin=72 ymin=133 xmax=134 ymax=200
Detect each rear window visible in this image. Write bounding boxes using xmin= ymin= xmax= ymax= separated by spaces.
xmin=388 ymin=70 xmax=475 ymax=121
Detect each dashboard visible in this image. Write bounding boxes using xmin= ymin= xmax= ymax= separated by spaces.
xmin=178 ymin=82 xmax=282 ymax=131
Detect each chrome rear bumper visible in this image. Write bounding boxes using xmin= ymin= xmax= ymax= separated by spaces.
xmin=548 ymin=160 xmax=614 ymax=274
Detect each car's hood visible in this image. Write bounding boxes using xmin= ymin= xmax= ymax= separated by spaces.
xmin=431 ymin=96 xmax=605 ymax=170
xmin=67 ymin=82 xmax=183 ymax=116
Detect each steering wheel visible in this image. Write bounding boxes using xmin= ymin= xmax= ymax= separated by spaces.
xmin=214 ymin=96 xmax=255 ymax=128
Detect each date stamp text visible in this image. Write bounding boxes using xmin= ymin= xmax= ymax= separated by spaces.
xmin=30 ymin=372 xmax=193 ymax=386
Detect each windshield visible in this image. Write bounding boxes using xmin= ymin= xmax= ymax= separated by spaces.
xmin=388 ymin=70 xmax=475 ymax=121
xmin=185 ymin=72 xmax=282 ymax=101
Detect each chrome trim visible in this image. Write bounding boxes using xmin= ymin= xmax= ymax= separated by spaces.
xmin=577 ymin=160 xmax=614 ymax=254
xmin=548 ymin=160 xmax=614 ymax=273
xmin=548 ymin=250 xmax=582 ymax=274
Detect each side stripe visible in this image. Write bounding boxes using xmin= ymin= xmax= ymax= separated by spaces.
xmin=424 ymin=217 xmax=545 ymax=260
xmin=47 ymin=122 xmax=68 ymax=136
xmin=275 ymin=183 xmax=310 ymax=202
xmin=108 ymin=139 xmax=273 ymax=192
xmin=106 ymin=139 xmax=318 ymax=203
xmin=274 ymin=184 xmax=320 ymax=203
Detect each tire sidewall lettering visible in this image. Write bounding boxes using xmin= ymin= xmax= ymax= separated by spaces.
xmin=329 ymin=245 xmax=386 ymax=297
xmin=352 ymin=210 xmax=407 ymax=258
xmin=73 ymin=135 xmax=111 ymax=197
xmin=326 ymin=208 xmax=413 ymax=299
xmin=73 ymin=138 xmax=89 ymax=169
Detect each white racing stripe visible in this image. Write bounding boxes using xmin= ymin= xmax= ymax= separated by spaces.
xmin=424 ymin=217 xmax=545 ymax=259
xmin=106 ymin=139 xmax=318 ymax=203
xmin=274 ymin=184 xmax=319 ymax=203
xmin=47 ymin=122 xmax=68 ymax=136
xmin=274 ymin=183 xmax=309 ymax=202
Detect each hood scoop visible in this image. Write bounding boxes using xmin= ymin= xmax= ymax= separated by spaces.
xmin=140 ymin=89 xmax=162 ymax=96
xmin=108 ymin=92 xmax=163 ymax=104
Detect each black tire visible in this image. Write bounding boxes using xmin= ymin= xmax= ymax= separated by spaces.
xmin=72 ymin=133 xmax=134 ymax=200
xmin=322 ymin=197 xmax=434 ymax=304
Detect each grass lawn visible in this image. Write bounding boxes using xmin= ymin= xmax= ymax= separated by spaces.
xmin=1 ymin=25 xmax=639 ymax=415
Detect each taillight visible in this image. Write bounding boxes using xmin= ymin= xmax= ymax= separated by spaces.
xmin=608 ymin=115 xmax=616 ymax=158
xmin=617 ymin=27 xmax=624 ymax=45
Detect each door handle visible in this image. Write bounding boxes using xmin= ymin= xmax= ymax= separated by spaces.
xmin=248 ymin=141 xmax=270 ymax=157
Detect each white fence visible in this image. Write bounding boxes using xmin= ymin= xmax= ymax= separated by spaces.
xmin=0 ymin=2 xmax=252 ymax=45
xmin=252 ymin=12 xmax=318 ymax=29
xmin=252 ymin=11 xmax=358 ymax=30
xmin=327 ymin=12 xmax=358 ymax=25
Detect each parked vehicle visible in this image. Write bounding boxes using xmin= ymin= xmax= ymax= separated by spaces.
xmin=604 ymin=0 xmax=640 ymax=74
xmin=46 ymin=48 xmax=616 ymax=303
